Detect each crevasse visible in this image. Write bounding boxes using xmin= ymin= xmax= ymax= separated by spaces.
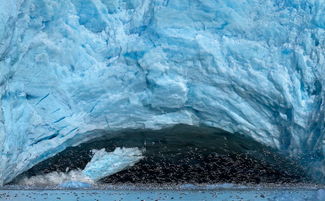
xmin=0 ymin=0 xmax=325 ymax=185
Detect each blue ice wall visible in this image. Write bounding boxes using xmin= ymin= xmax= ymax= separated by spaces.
xmin=0 ymin=0 xmax=325 ymax=185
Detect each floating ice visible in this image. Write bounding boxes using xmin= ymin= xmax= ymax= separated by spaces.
xmin=58 ymin=181 xmax=92 ymax=189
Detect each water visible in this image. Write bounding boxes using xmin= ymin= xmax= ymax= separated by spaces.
xmin=0 ymin=188 xmax=324 ymax=201
xmin=1 ymin=185 xmax=324 ymax=201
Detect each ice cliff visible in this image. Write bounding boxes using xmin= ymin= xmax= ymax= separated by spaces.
xmin=0 ymin=0 xmax=325 ymax=185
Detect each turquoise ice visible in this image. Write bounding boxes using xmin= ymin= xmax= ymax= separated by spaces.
xmin=0 ymin=0 xmax=325 ymax=185
xmin=82 ymin=147 xmax=144 ymax=181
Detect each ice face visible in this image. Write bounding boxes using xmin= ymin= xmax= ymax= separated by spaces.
xmin=0 ymin=0 xmax=324 ymax=185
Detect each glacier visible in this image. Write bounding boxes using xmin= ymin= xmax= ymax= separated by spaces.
xmin=0 ymin=0 xmax=325 ymax=185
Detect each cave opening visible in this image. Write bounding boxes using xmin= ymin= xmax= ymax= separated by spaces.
xmin=13 ymin=125 xmax=311 ymax=186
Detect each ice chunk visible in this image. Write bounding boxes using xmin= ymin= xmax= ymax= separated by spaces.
xmin=16 ymin=147 xmax=143 ymax=186
xmin=58 ymin=181 xmax=92 ymax=189
xmin=83 ymin=148 xmax=144 ymax=181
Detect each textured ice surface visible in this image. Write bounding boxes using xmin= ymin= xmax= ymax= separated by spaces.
xmin=83 ymin=147 xmax=144 ymax=181
xmin=0 ymin=0 xmax=325 ymax=185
